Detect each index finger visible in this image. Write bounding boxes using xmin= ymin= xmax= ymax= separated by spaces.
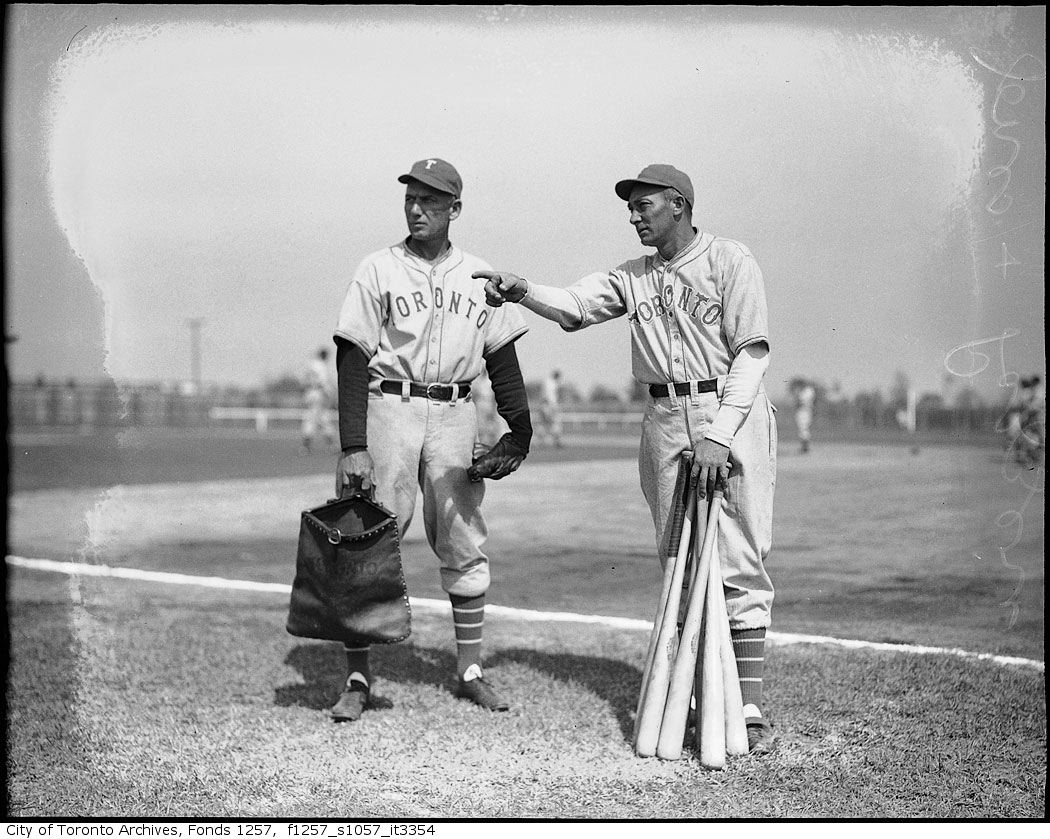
xmin=695 ymin=464 xmax=709 ymax=496
xmin=472 ymin=270 xmax=498 ymax=280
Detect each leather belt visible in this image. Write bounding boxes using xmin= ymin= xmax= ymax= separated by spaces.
xmin=380 ymin=379 xmax=472 ymax=401
xmin=649 ymin=379 xmax=717 ymax=398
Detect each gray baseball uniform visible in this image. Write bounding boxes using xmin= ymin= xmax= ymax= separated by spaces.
xmin=334 ymin=241 xmax=528 ymax=596
xmin=551 ymin=230 xmax=776 ymax=629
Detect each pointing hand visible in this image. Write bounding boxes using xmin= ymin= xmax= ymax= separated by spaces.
xmin=473 ymin=270 xmax=528 ymax=306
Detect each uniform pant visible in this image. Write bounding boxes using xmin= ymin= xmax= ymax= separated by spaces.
xmin=303 ymin=388 xmax=334 ymax=440
xmin=795 ymin=406 xmax=813 ymax=442
xmin=639 ymin=385 xmax=777 ymax=629
xmin=368 ymin=391 xmax=489 ymax=597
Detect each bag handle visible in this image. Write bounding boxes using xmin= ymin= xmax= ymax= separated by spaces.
xmin=340 ymin=476 xmax=374 ymax=501
xmin=302 ymin=508 xmax=395 ymax=545
xmin=305 ymin=477 xmax=392 ymax=545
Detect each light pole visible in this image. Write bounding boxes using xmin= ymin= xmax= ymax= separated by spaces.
xmin=187 ymin=317 xmax=203 ymax=392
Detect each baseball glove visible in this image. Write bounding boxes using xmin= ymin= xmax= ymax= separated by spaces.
xmin=467 ymin=433 xmax=528 ymax=482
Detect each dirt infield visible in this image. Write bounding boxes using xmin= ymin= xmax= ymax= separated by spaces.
xmin=7 ymin=427 xmax=641 ymax=492
xmin=7 ymin=436 xmax=1044 ymax=658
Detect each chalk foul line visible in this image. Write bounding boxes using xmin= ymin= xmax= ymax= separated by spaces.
xmin=7 ymin=555 xmax=1043 ymax=671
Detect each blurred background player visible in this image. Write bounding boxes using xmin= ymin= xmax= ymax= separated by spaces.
xmin=470 ymin=370 xmax=508 ymax=457
xmin=790 ymin=378 xmax=816 ymax=454
xmin=301 ymin=347 xmax=336 ymax=453
xmin=894 ymin=381 xmax=919 ymax=456
xmin=538 ymin=369 xmax=564 ymax=448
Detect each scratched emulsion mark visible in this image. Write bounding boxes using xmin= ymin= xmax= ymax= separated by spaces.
xmin=945 ymin=46 xmax=1046 ymax=631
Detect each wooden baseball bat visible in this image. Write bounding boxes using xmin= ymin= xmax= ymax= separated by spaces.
xmin=633 ymin=457 xmax=694 ymax=742
xmin=695 ymin=487 xmax=727 ymax=769
xmin=655 ymin=489 xmax=721 ymax=760
xmin=712 ymin=542 xmax=749 ymax=756
xmin=634 ymin=485 xmax=696 ymax=757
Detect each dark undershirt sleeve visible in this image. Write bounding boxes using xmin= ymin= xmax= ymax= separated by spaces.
xmin=484 ymin=340 xmax=532 ymax=452
xmin=335 ymin=337 xmax=371 ymax=452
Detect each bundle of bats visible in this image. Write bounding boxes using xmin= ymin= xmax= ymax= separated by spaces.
xmin=633 ymin=454 xmax=747 ymax=769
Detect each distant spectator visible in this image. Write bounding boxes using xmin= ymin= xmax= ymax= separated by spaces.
xmin=1006 ymin=375 xmax=1045 ymax=466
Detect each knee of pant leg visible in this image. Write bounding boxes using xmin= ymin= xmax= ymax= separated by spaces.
xmin=724 ymin=586 xmax=773 ymax=630
xmin=440 ymin=561 xmax=490 ymax=598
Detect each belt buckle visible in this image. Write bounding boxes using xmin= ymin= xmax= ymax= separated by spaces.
xmin=426 ymin=383 xmax=446 ymax=401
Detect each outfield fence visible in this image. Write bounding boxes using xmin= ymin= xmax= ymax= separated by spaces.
xmin=7 ymin=379 xmax=1010 ymax=441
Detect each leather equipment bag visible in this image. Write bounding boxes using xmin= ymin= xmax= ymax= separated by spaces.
xmin=287 ymin=490 xmax=411 ymax=644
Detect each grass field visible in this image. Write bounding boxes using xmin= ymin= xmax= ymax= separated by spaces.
xmin=4 ymin=429 xmax=1046 ymax=818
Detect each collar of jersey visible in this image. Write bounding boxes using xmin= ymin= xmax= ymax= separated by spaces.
xmin=393 ymin=239 xmax=462 ymax=275
xmin=651 ymin=229 xmax=713 ymax=270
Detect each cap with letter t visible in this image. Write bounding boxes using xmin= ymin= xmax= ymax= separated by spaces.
xmin=398 ymin=158 xmax=463 ymax=198
xmin=615 ymin=164 xmax=694 ymax=208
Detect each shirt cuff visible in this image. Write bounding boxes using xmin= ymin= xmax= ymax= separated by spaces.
xmin=705 ymin=405 xmax=749 ymax=447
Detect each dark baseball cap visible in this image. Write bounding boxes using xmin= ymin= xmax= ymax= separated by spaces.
xmin=615 ymin=164 xmax=694 ymax=207
xmin=398 ymin=158 xmax=463 ymax=198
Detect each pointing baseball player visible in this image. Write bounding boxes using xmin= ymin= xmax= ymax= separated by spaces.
xmin=328 ymin=157 xmax=533 ymax=721
xmin=476 ymin=164 xmax=777 ymax=754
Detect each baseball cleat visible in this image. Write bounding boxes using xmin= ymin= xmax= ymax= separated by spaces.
xmin=455 ymin=665 xmax=509 ymax=711
xmin=745 ymin=716 xmax=776 ymax=754
xmin=329 ymin=675 xmax=370 ymax=722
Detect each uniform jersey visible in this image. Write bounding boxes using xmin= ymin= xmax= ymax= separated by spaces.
xmin=559 ymin=230 xmax=769 ymax=384
xmin=335 ymin=241 xmax=528 ymax=390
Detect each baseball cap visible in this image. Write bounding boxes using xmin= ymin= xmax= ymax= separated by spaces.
xmin=398 ymin=158 xmax=462 ymax=198
xmin=615 ymin=164 xmax=694 ymax=207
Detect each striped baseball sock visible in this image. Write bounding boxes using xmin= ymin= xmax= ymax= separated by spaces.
xmin=731 ymin=628 xmax=766 ymax=712
xmin=342 ymin=642 xmax=371 ymax=689
xmin=450 ymin=593 xmax=485 ymax=678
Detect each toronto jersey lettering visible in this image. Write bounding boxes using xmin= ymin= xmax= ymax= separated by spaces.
xmin=335 ymin=241 xmax=528 ymax=388
xmin=560 ymin=230 xmax=769 ymax=384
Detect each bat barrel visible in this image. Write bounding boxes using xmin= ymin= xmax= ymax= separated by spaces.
xmin=695 ymin=490 xmax=727 ymax=769
xmin=635 ymin=450 xmax=694 ymax=730
xmin=634 ymin=485 xmax=696 ymax=757
xmin=656 ymin=490 xmax=719 ymax=760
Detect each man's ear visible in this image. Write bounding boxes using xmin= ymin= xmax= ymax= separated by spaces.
xmin=672 ymin=193 xmax=687 ymax=220
xmin=449 ymin=199 xmax=462 ymax=221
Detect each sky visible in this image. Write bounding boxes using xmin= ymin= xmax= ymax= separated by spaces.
xmin=3 ymin=5 xmax=1045 ymax=403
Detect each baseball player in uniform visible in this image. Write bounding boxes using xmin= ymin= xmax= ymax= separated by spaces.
xmin=476 ymin=164 xmax=778 ymax=753
xmin=329 ymin=157 xmax=533 ymax=722
xmin=301 ymin=348 xmax=336 ymax=452
xmin=791 ymin=379 xmax=816 ymax=454
xmin=539 ymin=369 xmax=564 ymax=447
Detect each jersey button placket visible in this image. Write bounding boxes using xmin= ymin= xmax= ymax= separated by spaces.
xmin=665 ymin=269 xmax=684 ymax=377
xmin=671 ymin=314 xmax=683 ymax=372
xmin=431 ymin=270 xmax=442 ymax=383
